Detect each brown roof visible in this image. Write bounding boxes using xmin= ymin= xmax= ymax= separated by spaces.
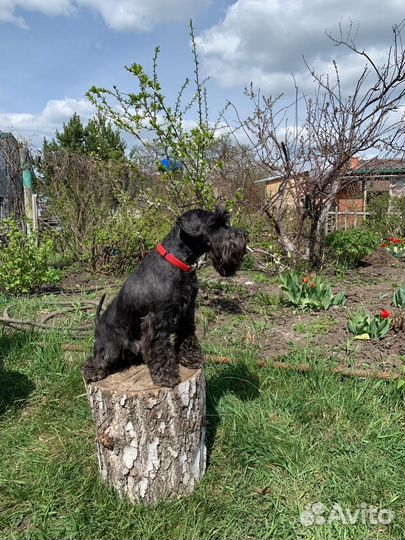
xmin=352 ymin=158 xmax=405 ymax=174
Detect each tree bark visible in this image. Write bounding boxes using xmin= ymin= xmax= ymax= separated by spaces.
xmin=86 ymin=364 xmax=207 ymax=505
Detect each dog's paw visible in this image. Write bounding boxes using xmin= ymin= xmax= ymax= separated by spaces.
xmin=177 ymin=335 xmax=204 ymax=369
xmin=82 ymin=361 xmax=108 ymax=384
xmin=178 ymin=354 xmax=204 ymax=369
xmin=150 ymin=370 xmax=181 ymax=388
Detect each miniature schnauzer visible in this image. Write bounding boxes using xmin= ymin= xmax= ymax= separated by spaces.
xmin=82 ymin=207 xmax=247 ymax=387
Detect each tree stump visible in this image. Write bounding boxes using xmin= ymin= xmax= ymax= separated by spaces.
xmin=86 ymin=364 xmax=207 ymax=505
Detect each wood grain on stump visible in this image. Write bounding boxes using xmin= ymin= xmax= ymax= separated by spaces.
xmin=87 ymin=365 xmax=206 ymax=505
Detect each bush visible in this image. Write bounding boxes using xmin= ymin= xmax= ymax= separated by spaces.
xmin=234 ymin=211 xmax=283 ymax=270
xmin=325 ymin=227 xmax=379 ymax=267
xmin=366 ymin=193 xmax=405 ymax=238
xmin=41 ymin=148 xmax=142 ymax=263
xmin=0 ymin=218 xmax=61 ymax=295
xmin=89 ymin=191 xmax=172 ymax=274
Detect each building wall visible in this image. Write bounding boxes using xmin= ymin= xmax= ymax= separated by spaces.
xmin=265 ymin=179 xmax=297 ymax=206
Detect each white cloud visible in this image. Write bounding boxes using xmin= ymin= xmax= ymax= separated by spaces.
xmin=0 ymin=0 xmax=210 ymax=30
xmin=0 ymin=98 xmax=96 ymax=146
xmin=0 ymin=0 xmax=73 ymax=28
xmin=196 ymin=0 xmax=404 ymax=94
xmin=80 ymin=0 xmax=210 ymax=31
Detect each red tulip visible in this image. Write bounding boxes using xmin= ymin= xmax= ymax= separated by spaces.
xmin=311 ymin=272 xmax=315 ymax=278
xmin=303 ymin=277 xmax=309 ymax=284
xmin=380 ymin=309 xmax=391 ymax=319
xmin=381 ymin=243 xmax=388 ymax=248
xmin=311 ymin=282 xmax=315 ymax=288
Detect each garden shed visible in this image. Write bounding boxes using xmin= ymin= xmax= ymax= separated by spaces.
xmin=255 ymin=157 xmax=405 ymax=231
xmin=333 ymin=157 xmax=405 ymax=229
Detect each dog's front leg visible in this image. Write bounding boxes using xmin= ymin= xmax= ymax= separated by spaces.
xmin=140 ymin=314 xmax=181 ymax=388
xmin=175 ymin=303 xmax=204 ymax=369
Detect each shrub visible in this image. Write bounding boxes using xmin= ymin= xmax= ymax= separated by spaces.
xmin=89 ymin=190 xmax=172 ymax=274
xmin=367 ymin=193 xmax=405 ymax=238
xmin=279 ymin=272 xmax=345 ymax=311
xmin=234 ymin=211 xmax=283 ymax=270
xmin=325 ymin=227 xmax=379 ymax=267
xmin=347 ymin=308 xmax=392 ymax=340
xmin=41 ymin=147 xmax=142 ymax=263
xmin=0 ymin=218 xmax=61 ymax=295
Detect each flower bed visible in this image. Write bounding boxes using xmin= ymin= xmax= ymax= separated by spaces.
xmin=381 ymin=238 xmax=405 ymax=260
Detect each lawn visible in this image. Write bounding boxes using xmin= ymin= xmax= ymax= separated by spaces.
xmin=0 ymin=263 xmax=404 ymax=539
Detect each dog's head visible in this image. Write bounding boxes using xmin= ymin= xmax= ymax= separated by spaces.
xmin=177 ymin=207 xmax=247 ymax=276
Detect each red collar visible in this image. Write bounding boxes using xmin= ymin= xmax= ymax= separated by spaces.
xmin=157 ymin=243 xmax=196 ymax=272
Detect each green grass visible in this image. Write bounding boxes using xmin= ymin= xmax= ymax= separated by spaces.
xmin=293 ymin=316 xmax=338 ymax=337
xmin=0 ymin=297 xmax=404 ymax=539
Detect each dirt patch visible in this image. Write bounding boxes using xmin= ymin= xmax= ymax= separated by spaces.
xmin=197 ymin=251 xmax=405 ymax=373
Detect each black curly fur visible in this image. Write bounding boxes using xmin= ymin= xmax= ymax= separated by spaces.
xmin=82 ymin=208 xmax=247 ymax=387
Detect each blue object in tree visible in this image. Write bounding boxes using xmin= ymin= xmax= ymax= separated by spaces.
xmin=160 ymin=157 xmax=182 ymax=172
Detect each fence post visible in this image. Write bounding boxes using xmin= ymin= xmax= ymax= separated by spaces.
xmin=20 ymin=145 xmax=33 ymax=231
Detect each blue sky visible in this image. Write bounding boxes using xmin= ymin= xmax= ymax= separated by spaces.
xmin=0 ymin=0 xmax=403 ymax=149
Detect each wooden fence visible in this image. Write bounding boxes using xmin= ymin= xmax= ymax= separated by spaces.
xmin=326 ymin=209 xmax=369 ymax=234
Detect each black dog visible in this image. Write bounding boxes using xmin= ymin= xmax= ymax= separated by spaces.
xmin=82 ymin=208 xmax=246 ymax=387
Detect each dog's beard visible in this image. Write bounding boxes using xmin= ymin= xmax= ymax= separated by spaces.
xmin=209 ymin=228 xmax=247 ymax=276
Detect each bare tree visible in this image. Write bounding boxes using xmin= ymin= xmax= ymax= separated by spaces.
xmin=229 ymin=20 xmax=405 ymax=267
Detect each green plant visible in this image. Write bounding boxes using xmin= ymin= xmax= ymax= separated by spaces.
xmin=325 ymin=227 xmax=379 ymax=268
xmin=89 ymin=191 xmax=172 ymax=274
xmin=347 ymin=308 xmax=392 ymax=340
xmin=241 ymin=253 xmax=255 ymax=270
xmin=393 ymin=286 xmax=405 ymax=309
xmin=367 ymin=193 xmax=405 ymax=239
xmin=0 ymin=218 xmax=61 ymax=295
xmin=397 ymin=358 xmax=405 ymax=391
xmin=382 ymin=238 xmax=405 ymax=260
xmin=234 ymin=211 xmax=283 ymax=270
xmin=87 ymin=21 xmax=219 ymax=208
xmin=279 ymin=272 xmax=345 ymax=311
xmin=41 ymin=147 xmax=141 ymax=263
xmin=293 ymin=316 xmax=337 ymax=337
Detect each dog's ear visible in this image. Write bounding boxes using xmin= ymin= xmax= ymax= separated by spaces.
xmin=210 ymin=206 xmax=230 ymax=227
xmin=177 ymin=210 xmax=204 ymax=237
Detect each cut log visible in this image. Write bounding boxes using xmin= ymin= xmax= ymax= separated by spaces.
xmin=86 ymin=364 xmax=206 ymax=505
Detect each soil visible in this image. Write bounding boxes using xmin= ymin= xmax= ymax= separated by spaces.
xmin=196 ymin=248 xmax=405 ymax=373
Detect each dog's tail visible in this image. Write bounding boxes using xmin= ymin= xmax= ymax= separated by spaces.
xmin=95 ymin=293 xmax=106 ymax=324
